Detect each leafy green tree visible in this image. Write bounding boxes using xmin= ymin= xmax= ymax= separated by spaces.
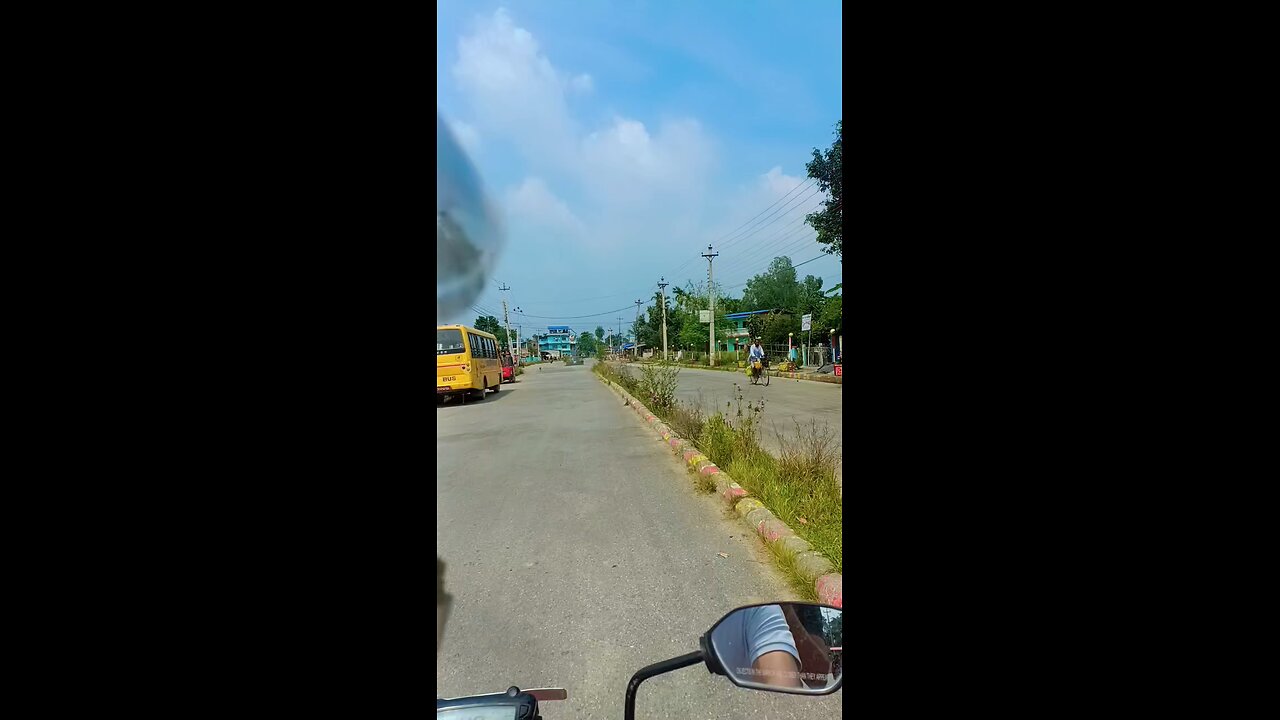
xmin=670 ymin=281 xmax=735 ymax=355
xmin=742 ymin=257 xmax=800 ymax=312
xmin=804 ymin=120 xmax=842 ymax=259
xmin=595 ymin=326 xmax=605 ymax=341
xmin=829 ymin=614 xmax=842 ymax=647
xmin=577 ymin=331 xmax=598 ymax=356
xmin=473 ymin=315 xmax=514 ymax=345
xmin=474 ymin=315 xmax=501 ymax=335
xmin=817 ymin=292 xmax=842 ymax=337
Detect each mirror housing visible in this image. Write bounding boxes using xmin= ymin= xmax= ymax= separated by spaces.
xmin=703 ymin=602 xmax=843 ymax=695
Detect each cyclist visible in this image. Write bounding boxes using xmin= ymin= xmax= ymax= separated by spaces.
xmin=748 ymin=339 xmax=766 ymax=380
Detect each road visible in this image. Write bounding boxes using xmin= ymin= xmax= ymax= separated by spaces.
xmin=437 ymin=361 xmax=843 ymax=719
xmin=658 ymin=365 xmax=842 ymax=485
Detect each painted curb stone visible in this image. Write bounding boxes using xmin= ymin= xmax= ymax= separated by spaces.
xmin=745 ymin=506 xmax=774 ymax=529
xmin=776 ymin=535 xmax=812 ymax=557
xmin=757 ymin=517 xmax=795 ymax=543
xmin=816 ymin=574 xmax=842 ymax=608
xmin=794 ymin=551 xmax=835 ymax=582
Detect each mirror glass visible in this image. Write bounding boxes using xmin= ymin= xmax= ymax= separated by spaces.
xmin=709 ymin=603 xmax=842 ymax=693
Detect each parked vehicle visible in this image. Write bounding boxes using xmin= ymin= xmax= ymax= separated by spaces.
xmin=501 ymin=353 xmax=514 ymax=383
xmin=437 ymin=325 xmax=503 ymax=403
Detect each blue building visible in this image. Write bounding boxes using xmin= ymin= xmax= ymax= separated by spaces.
xmin=720 ymin=309 xmax=786 ymax=352
xmin=538 ymin=325 xmax=577 ymax=357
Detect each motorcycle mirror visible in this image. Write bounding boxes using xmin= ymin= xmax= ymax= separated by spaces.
xmin=703 ymin=602 xmax=843 ymax=695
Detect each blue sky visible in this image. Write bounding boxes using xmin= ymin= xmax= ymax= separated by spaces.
xmin=437 ymin=1 xmax=842 ymax=335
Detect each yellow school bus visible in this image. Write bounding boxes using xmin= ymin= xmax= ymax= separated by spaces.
xmin=437 ymin=325 xmax=503 ymax=402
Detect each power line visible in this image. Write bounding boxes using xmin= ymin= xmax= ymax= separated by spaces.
xmin=512 ymin=302 xmax=641 ymax=320
xmin=793 ymin=253 xmax=836 ymax=269
xmin=715 ymin=219 xmax=817 ymax=277
xmin=718 ymin=184 xmax=824 ymax=252
xmin=712 ymin=177 xmax=812 ymax=245
xmin=662 ymin=177 xmax=815 ymax=281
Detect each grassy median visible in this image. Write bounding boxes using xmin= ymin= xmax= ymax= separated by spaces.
xmin=594 ymin=361 xmax=842 ymax=580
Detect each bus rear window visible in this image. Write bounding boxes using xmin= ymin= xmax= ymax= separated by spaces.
xmin=437 ymin=329 xmax=465 ymax=355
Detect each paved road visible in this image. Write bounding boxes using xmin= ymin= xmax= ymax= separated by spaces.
xmin=647 ymin=365 xmax=842 ymax=483
xmin=437 ymin=361 xmax=842 ymax=719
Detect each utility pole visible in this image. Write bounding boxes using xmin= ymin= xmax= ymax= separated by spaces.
xmin=657 ymin=277 xmax=669 ymax=361
xmin=499 ymin=284 xmax=516 ymax=360
xmin=617 ymin=317 xmax=623 ymax=354
xmin=634 ymin=299 xmax=642 ymax=357
xmin=702 ymin=245 xmax=719 ymax=366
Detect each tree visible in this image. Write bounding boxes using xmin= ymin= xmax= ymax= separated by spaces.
xmin=804 ymin=120 xmax=842 ymax=259
xmin=816 ymin=291 xmax=841 ymax=337
xmin=473 ymin=315 xmax=513 ymax=346
xmin=577 ymin=331 xmax=597 ymax=356
xmin=595 ymin=326 xmax=605 ymax=341
xmin=742 ymin=257 xmax=800 ymax=312
xmin=670 ymin=281 xmax=735 ymax=355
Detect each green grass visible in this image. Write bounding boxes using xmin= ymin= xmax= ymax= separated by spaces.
xmin=766 ymin=541 xmax=822 ymax=602
xmin=724 ymin=450 xmax=842 ymax=574
xmin=596 ymin=360 xmax=842 ymax=576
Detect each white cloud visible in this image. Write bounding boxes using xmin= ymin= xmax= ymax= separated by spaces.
xmin=446 ymin=8 xmax=829 ymax=290
xmin=451 ymin=8 xmax=578 ymax=163
xmin=505 ymin=177 xmax=587 ymax=239
xmin=446 ymin=119 xmax=481 ymax=157
xmin=452 ymin=8 xmax=714 ymax=210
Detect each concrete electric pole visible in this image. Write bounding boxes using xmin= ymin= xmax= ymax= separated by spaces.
xmin=499 ymin=284 xmax=516 ymax=360
xmin=702 ymin=245 xmax=719 ymax=366
xmin=657 ymin=277 xmax=669 ymax=361
xmin=634 ymin=299 xmax=642 ymax=357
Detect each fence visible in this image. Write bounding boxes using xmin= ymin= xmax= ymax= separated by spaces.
xmin=764 ymin=343 xmax=835 ymax=368
xmin=663 ymin=342 xmax=839 ymax=368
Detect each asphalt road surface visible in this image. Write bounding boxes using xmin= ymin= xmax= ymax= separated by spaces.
xmin=646 ymin=365 xmax=843 ymax=490
xmin=437 ymin=361 xmax=843 ymax=719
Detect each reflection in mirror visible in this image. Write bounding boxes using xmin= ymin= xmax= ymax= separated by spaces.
xmin=709 ymin=603 xmax=842 ymax=694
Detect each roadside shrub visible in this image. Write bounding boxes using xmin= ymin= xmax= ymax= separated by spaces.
xmin=593 ymin=359 xmax=640 ymax=395
xmin=698 ymin=414 xmax=737 ymax=467
xmin=774 ymin=419 xmax=841 ymax=487
xmin=665 ymin=396 xmax=706 ymax=440
xmin=639 ymin=361 xmax=680 ymax=411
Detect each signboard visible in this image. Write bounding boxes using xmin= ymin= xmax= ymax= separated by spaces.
xmin=801 ymin=313 xmax=812 ymax=331
xmin=699 ymin=310 xmax=712 ymax=323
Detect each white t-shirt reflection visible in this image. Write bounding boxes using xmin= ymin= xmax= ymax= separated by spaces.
xmin=712 ymin=605 xmax=800 ymax=680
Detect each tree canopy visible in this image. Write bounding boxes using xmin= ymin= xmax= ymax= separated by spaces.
xmin=804 ymin=120 xmax=842 ymax=259
xmin=472 ymin=315 xmax=514 ymax=346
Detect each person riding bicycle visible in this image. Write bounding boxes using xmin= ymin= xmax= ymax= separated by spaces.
xmin=748 ymin=339 xmax=766 ymax=377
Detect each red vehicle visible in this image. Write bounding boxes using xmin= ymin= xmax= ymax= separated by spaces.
xmin=501 ymin=353 xmax=514 ymax=383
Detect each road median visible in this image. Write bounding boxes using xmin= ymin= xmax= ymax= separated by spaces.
xmin=628 ymin=359 xmax=841 ymax=385
xmin=594 ymin=361 xmax=842 ymax=608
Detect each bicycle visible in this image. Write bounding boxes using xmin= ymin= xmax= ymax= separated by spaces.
xmin=749 ymin=358 xmax=770 ymax=386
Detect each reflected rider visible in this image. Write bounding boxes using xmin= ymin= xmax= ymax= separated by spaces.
xmin=711 ymin=604 xmax=802 ymax=688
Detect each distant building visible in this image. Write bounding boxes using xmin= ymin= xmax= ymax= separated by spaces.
xmin=539 ymin=325 xmax=577 ymax=356
xmin=721 ymin=309 xmax=788 ymax=352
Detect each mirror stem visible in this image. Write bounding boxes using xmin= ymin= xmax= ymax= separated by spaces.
xmin=624 ymin=651 xmax=704 ymax=720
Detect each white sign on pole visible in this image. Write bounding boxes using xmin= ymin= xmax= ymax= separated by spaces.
xmin=699 ymin=310 xmax=712 ymax=323
xmin=801 ymin=313 xmax=812 ymax=331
